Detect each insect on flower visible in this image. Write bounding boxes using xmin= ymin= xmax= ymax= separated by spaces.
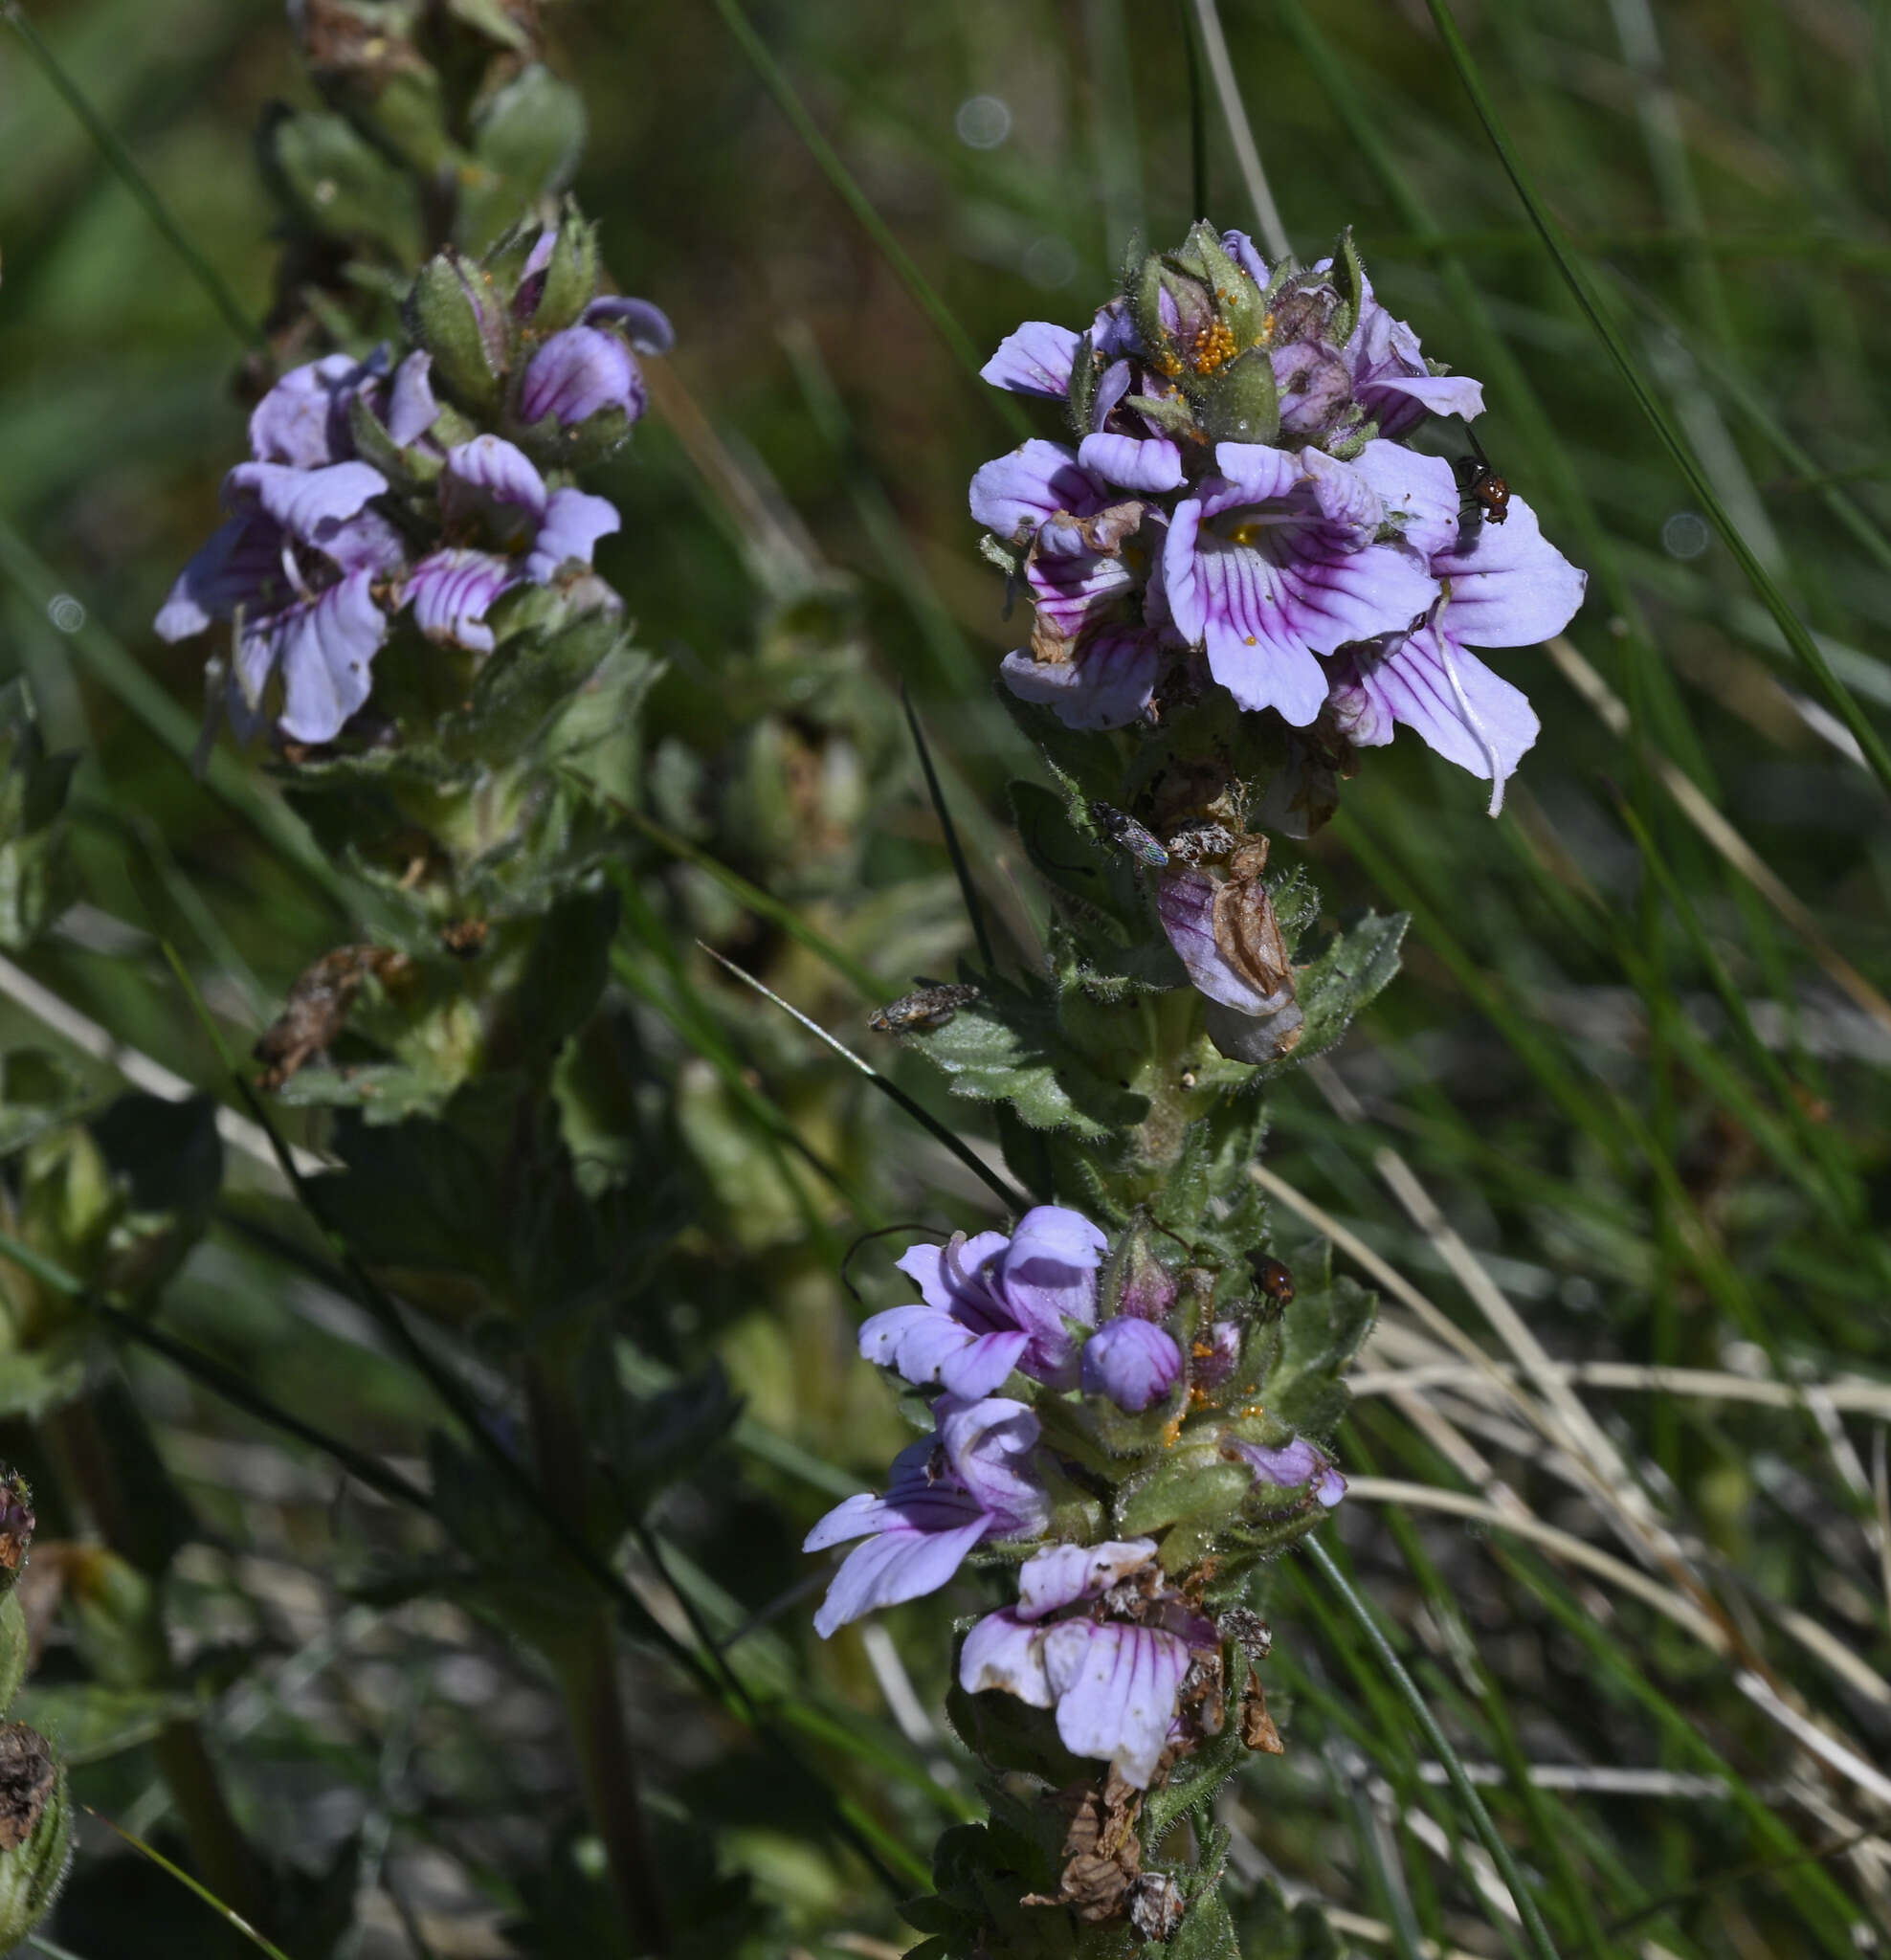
xmin=867 ymin=982 xmax=982 ymax=1035
xmin=1453 ymin=426 xmax=1510 ymax=527
xmin=1089 ymin=801 xmax=1169 ymax=869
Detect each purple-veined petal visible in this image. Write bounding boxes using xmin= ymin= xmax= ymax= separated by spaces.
xmin=1351 ymin=440 xmax=1459 ymax=562
xmin=1203 ymin=445 xmax=1304 ymax=512
xmin=386 ymin=351 xmax=440 ymax=447
xmin=801 ymin=1440 xmax=939 ymax=1551
xmin=960 ymin=1610 xmax=1054 ymax=1704
xmin=1078 ymin=432 xmax=1184 ymax=494
xmin=441 ymin=434 xmax=549 ymax=533
xmin=524 ymin=486 xmax=621 ymax=585
xmin=238 ymin=569 xmax=388 ymax=745
xmin=518 ymin=324 xmax=645 ymax=428
xmin=583 ymin=294 xmax=676 ymax=355
xmin=937 ymin=1394 xmax=1049 ymax=1537
xmin=998 ymin=626 xmax=1163 ymax=731
xmin=154 ymin=515 xmax=283 ymax=640
xmin=1430 ymin=495 xmax=1587 ymax=649
xmin=968 ymin=440 xmax=1101 ymax=544
xmin=319 ymin=509 xmax=407 ymax=577
xmin=405 ymin=547 xmax=515 ymax=655
xmin=1014 ymin=1539 xmax=1158 ymax=1620
xmin=1328 ymin=627 xmax=1540 ymax=810
xmin=1091 ymin=359 xmax=1133 ymax=430
xmin=1042 ymin=1620 xmax=1191 ymax=1788
xmin=249 ymin=351 xmax=382 ymax=468
xmin=225 ymin=459 xmax=388 ymax=550
xmin=1080 ymin=1319 xmax=1183 ymax=1414
xmin=811 ymin=1515 xmax=991 ymax=1637
xmin=1024 ymin=540 xmax=1143 ymax=645
xmin=981 ymin=321 xmax=1080 ymax=398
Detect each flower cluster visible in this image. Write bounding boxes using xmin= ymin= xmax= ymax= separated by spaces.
xmin=805 ymin=1207 xmax=1343 ymax=1788
xmin=156 ymin=216 xmax=670 ymax=748
xmin=973 ymin=224 xmax=1585 ymax=811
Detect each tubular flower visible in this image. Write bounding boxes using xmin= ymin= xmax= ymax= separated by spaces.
xmin=859 ymin=1207 xmax=1108 ymax=1398
xmin=969 ymin=220 xmax=1585 ymax=800
xmin=958 ymin=1539 xmax=1219 ymax=1789
xmin=517 ymin=296 xmax=674 ymax=431
xmin=403 ymin=434 xmax=621 ymax=653
xmin=804 ymin=1395 xmax=1050 ymax=1637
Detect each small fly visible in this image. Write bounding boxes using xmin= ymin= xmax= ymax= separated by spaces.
xmin=1089 ymin=801 xmax=1169 ymax=869
xmin=867 ymin=982 xmax=982 ymax=1035
xmin=1250 ymin=1256 xmax=1296 ymax=1307
xmin=1453 ymin=425 xmax=1510 ymax=528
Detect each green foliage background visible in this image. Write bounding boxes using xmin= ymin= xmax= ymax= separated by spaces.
xmin=1 ymin=1 xmax=1889 ymax=1956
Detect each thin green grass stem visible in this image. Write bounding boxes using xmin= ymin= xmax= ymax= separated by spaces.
xmin=85 ymin=1807 xmax=294 ymax=1960
xmin=1304 ymin=1535 xmax=1562 ymax=1960
xmin=900 ymin=684 xmax=997 ymax=973
xmin=1420 ymin=0 xmax=1891 ymax=798
xmin=1 ymin=2 xmax=263 ymax=349
xmin=702 ymin=0 xmax=1028 ymax=435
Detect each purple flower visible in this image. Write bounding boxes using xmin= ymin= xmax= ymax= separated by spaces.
xmin=403 ymin=434 xmax=620 ymax=653
xmin=1163 ymin=441 xmax=1443 ymax=724
xmin=155 ymin=458 xmax=403 ymax=744
xmin=860 ymin=1207 xmax=1108 ymax=1398
xmin=249 ymin=347 xmax=441 ymax=467
xmin=959 ymin=1538 xmax=1217 ymax=1788
xmin=1326 ymin=493 xmax=1585 ymax=813
xmin=804 ymin=1395 xmax=1050 ymax=1637
xmin=1080 ymin=1318 xmax=1183 ymax=1414
xmin=1343 ymin=275 xmax=1485 ymax=438
xmin=1223 ymin=1435 xmax=1346 ymax=1509
xmin=516 ymin=297 xmax=673 ymax=430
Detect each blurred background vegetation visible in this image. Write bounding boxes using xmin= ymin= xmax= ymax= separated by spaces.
xmin=2 ymin=0 xmax=1890 ymax=1955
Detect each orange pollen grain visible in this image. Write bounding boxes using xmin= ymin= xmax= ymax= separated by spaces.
xmin=1190 ymin=319 xmax=1238 ymax=374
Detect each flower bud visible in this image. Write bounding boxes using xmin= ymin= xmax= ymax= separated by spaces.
xmin=528 ymin=207 xmax=602 ymax=334
xmin=410 ymin=250 xmax=512 ymax=416
xmin=0 ymin=1726 xmax=70 ymax=1949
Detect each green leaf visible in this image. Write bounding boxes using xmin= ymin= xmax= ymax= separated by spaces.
xmin=512 ymin=883 xmax=619 ymax=1058
xmin=11 ymin=1683 xmax=183 ymax=1767
xmin=459 ymin=64 xmax=587 ymax=251
xmin=0 ymin=1052 xmax=89 ymax=1156
xmin=1257 ymin=908 xmax=1406 ymax=1080
xmin=1168 ymin=1883 xmax=1238 ymax=1960
xmin=261 ymin=106 xmax=422 ymax=261
xmin=1264 ymin=1269 xmax=1376 ymax=1438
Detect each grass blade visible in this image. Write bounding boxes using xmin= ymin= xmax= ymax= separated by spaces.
xmin=84 ymin=1808 xmax=296 ymax=1960
xmin=1420 ymin=0 xmax=1891 ymax=798
xmin=1304 ymin=1535 xmax=1563 ymax=1960
xmin=901 ymin=683 xmax=997 ymax=973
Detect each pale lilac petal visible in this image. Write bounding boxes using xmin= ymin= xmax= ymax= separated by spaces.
xmin=154 ymin=516 xmax=281 ymax=640
xmin=518 ymin=325 xmax=646 ymax=428
xmin=960 ymin=1610 xmax=1054 ymax=1704
xmin=981 ymin=321 xmax=1080 ymax=398
xmin=583 ymin=295 xmax=675 ymax=355
xmin=857 ymin=1303 xmax=1029 ymax=1398
xmin=1163 ymin=516 xmax=1329 ymax=723
xmin=1091 ymin=358 xmax=1133 ymax=429
xmin=386 ymin=351 xmax=440 ymax=446
xmin=1204 ymin=445 xmax=1303 ymax=511
xmin=319 ymin=509 xmax=407 ymax=576
xmin=1043 ymin=1621 xmax=1190 ymax=1788
xmin=1220 ymin=230 xmax=1270 ymax=286
xmin=1080 ymin=1319 xmax=1183 ymax=1413
xmin=1155 ymin=867 xmax=1293 ymax=1017
xmin=240 ymin=570 xmax=388 ymax=744
xmin=968 ymin=440 xmax=1101 ymax=543
xmin=1014 ymin=1539 xmax=1158 ymax=1620
xmin=524 ymin=487 xmax=621 ymax=584
xmin=937 ymin=1395 xmax=1049 ymax=1536
xmin=1078 ymin=433 xmax=1183 ymax=494
xmin=998 ymin=626 xmax=1163 ymax=730
xmin=1227 ymin=1436 xmax=1346 ymax=1507
xmin=1300 ymin=447 xmax=1385 ymax=541
xmin=1330 ymin=629 xmax=1539 ymax=794
xmin=995 ymin=1207 xmax=1105 ymax=1362
xmin=225 ymin=460 xmax=388 ymax=549
xmin=895 ymin=1234 xmax=1011 ymax=1322
xmin=1431 ymin=496 xmax=1587 ymax=649
xmin=1023 ymin=539 xmax=1141 ymax=641
xmin=405 ymin=547 xmax=514 ymax=654
xmin=812 ymin=1515 xmax=990 ymax=1637
xmin=442 ymin=434 xmax=548 ymax=528
xmin=1373 ymin=370 xmax=1485 ymax=425
xmin=1351 ymin=440 xmax=1458 ymax=562
xmin=249 ymin=351 xmax=379 ymax=468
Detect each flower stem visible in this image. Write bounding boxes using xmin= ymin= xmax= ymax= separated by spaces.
xmin=525 ymin=1358 xmax=669 ymax=1957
